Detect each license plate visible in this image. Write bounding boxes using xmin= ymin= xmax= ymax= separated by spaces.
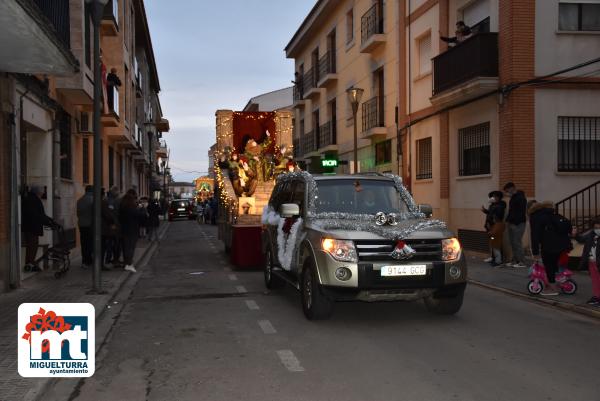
xmin=380 ymin=265 xmax=427 ymax=277
xmin=177 ymin=208 xmax=185 ymax=211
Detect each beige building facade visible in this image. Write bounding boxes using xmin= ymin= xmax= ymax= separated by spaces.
xmin=286 ymin=0 xmax=401 ymax=175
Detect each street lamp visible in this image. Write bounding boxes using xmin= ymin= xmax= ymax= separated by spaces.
xmin=346 ymin=86 xmax=364 ymax=174
xmin=86 ymin=0 xmax=109 ymax=294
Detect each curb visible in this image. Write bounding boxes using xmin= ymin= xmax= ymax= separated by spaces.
xmin=25 ymin=222 xmax=170 ymax=401
xmin=468 ymin=278 xmax=600 ymax=321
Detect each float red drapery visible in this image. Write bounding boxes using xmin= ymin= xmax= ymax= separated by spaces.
xmin=232 ymin=111 xmax=276 ymax=154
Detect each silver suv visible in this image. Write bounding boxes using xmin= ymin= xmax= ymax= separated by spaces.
xmin=261 ymin=172 xmax=467 ymax=320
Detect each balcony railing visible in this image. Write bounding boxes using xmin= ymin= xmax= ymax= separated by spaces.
xmin=33 ymin=0 xmax=71 ymax=48
xmin=362 ymin=96 xmax=384 ymax=132
xmin=106 ymin=85 xmax=119 ymax=117
xmin=361 ymin=3 xmax=384 ymax=44
xmin=319 ymin=121 xmax=336 ymax=148
xmin=303 ymin=68 xmax=316 ymax=94
xmin=432 ymin=33 xmax=499 ymax=95
xmin=293 ymin=83 xmax=303 ymax=101
xmin=302 ymin=131 xmax=316 ymax=155
xmin=318 ymin=51 xmax=336 ymax=79
xmin=103 ymin=0 xmax=119 ymax=25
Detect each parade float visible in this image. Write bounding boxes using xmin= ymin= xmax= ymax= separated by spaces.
xmin=214 ymin=110 xmax=294 ymax=268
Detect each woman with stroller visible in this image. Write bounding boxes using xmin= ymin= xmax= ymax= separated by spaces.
xmin=573 ymin=218 xmax=600 ymax=306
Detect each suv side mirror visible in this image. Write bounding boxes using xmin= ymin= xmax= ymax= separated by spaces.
xmin=419 ymin=204 xmax=433 ymax=218
xmin=280 ymin=203 xmax=300 ymax=218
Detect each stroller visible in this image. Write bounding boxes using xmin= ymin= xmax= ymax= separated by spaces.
xmin=25 ymin=222 xmax=72 ymax=279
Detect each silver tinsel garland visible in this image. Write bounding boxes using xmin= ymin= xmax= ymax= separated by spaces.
xmin=310 ymin=213 xmax=446 ymax=241
xmin=275 ymin=172 xmax=441 ymax=240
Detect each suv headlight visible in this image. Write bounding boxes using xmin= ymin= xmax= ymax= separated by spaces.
xmin=321 ymin=238 xmax=358 ymax=263
xmin=442 ymin=238 xmax=461 ymax=261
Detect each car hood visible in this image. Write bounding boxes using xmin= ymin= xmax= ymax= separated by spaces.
xmin=305 ymin=218 xmax=453 ymax=241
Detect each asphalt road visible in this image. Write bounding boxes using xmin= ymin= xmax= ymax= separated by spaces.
xmin=45 ymin=220 xmax=600 ymax=401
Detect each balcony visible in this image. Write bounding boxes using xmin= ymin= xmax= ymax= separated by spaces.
xmin=0 ymin=0 xmax=78 ymax=74
xmin=293 ymin=137 xmax=301 ymax=158
xmin=293 ymin=84 xmax=305 ymax=108
xmin=317 ymin=52 xmax=337 ymax=87
xmin=319 ymin=121 xmax=337 ymax=151
xmin=101 ymin=0 xmax=119 ymax=36
xmin=101 ymin=85 xmax=119 ymax=127
xmin=156 ymin=139 xmax=168 ymax=158
xmin=361 ymin=96 xmax=387 ymax=139
xmin=360 ymin=4 xmax=385 ymax=53
xmin=431 ymin=33 xmax=499 ymax=106
xmin=302 ymin=68 xmax=321 ymax=99
xmin=301 ymin=130 xmax=317 ymax=157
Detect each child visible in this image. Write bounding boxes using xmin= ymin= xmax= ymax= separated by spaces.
xmin=574 ymin=218 xmax=600 ymax=306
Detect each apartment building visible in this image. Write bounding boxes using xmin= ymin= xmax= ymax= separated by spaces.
xmin=0 ymin=0 xmax=169 ymax=292
xmin=400 ymin=0 xmax=600 ymax=250
xmin=286 ymin=0 xmax=401 ymax=174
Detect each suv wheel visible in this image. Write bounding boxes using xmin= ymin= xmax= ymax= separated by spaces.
xmin=424 ymin=286 xmax=465 ymax=315
xmin=264 ymin=248 xmax=284 ymax=289
xmin=301 ymin=259 xmax=333 ymax=320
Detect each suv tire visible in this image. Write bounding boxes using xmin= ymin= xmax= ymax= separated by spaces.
xmin=424 ymin=287 xmax=465 ymax=315
xmin=301 ymin=259 xmax=333 ymax=320
xmin=264 ymin=248 xmax=284 ymax=289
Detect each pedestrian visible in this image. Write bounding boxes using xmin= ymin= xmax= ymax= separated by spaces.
xmin=101 ymin=188 xmax=118 ymax=270
xmin=146 ymin=198 xmax=161 ymax=242
xmin=105 ymin=186 xmax=122 ymax=266
xmin=573 ymin=218 xmax=600 ymax=306
xmin=503 ymin=182 xmax=528 ymax=268
xmin=138 ymin=197 xmax=149 ymax=238
xmin=528 ymin=201 xmax=573 ymax=296
xmin=209 ymin=196 xmax=218 ymax=225
xmin=481 ymin=191 xmax=506 ymax=267
xmin=440 ymin=21 xmax=472 ymax=45
xmin=119 ymin=189 xmax=142 ymax=273
xmin=21 ymin=185 xmax=54 ymax=272
xmin=76 ymin=185 xmax=94 ymax=269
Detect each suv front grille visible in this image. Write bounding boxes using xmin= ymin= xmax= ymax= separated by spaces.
xmin=354 ymin=239 xmax=442 ymax=262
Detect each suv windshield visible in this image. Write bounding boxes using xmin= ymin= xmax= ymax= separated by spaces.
xmin=170 ymin=201 xmax=189 ymax=208
xmin=315 ymin=179 xmax=409 ymax=215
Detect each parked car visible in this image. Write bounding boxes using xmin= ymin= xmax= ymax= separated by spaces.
xmin=168 ymin=199 xmax=194 ymax=221
xmin=261 ymin=173 xmax=467 ymax=320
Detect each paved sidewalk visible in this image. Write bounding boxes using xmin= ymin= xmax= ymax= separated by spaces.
xmin=0 ymin=222 xmax=169 ymax=401
xmin=466 ymin=252 xmax=600 ymax=319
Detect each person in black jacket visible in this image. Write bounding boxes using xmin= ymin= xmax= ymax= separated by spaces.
xmin=574 ymin=218 xmax=600 ymax=306
xmin=481 ymin=191 xmax=506 ymax=266
xmin=21 ymin=185 xmax=54 ymax=271
xmin=528 ymin=201 xmax=572 ymax=296
xmin=504 ymin=182 xmax=528 ymax=267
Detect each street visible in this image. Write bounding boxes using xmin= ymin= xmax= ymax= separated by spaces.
xmin=43 ymin=220 xmax=600 ymax=401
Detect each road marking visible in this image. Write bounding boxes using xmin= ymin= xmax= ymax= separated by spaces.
xmin=228 ymin=274 xmax=237 ymax=281
xmin=236 ymin=285 xmax=247 ymax=294
xmin=245 ymin=300 xmax=260 ymax=310
xmin=277 ymin=350 xmax=304 ymax=372
xmin=258 ymin=320 xmax=276 ymax=334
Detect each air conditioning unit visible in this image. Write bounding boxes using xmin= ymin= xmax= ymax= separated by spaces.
xmin=79 ymin=111 xmax=92 ymax=134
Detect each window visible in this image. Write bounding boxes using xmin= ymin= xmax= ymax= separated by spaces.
xmin=462 ymin=0 xmax=490 ymax=28
xmin=559 ymin=3 xmax=600 ymax=31
xmin=558 ymin=116 xmax=600 ymax=171
xmin=458 ymin=122 xmax=490 ymax=176
xmin=417 ymin=33 xmax=432 ymax=75
xmin=416 ymin=137 xmax=433 ymax=180
xmin=82 ymin=137 xmax=89 ymax=184
xmin=124 ymin=66 xmax=129 ymax=122
xmin=59 ymin=112 xmax=72 ymax=179
xmin=375 ymin=140 xmax=392 ymax=165
xmin=346 ymin=8 xmax=354 ymax=43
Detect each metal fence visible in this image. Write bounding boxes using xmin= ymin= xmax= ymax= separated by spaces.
xmin=361 ymin=3 xmax=384 ymax=44
xmin=33 ymin=0 xmax=71 ymax=48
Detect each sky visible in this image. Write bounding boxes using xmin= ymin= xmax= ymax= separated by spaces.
xmin=145 ymin=0 xmax=315 ymax=183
